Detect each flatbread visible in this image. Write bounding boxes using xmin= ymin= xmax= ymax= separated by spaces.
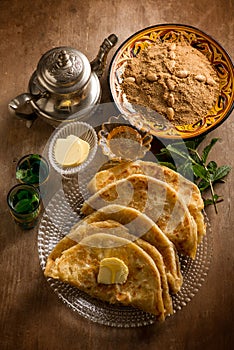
xmin=71 ymin=204 xmax=182 ymax=293
xmin=81 ymin=174 xmax=198 ymax=258
xmin=45 ymin=219 xmax=173 ymax=316
xmin=70 ymin=219 xmax=173 ymax=315
xmin=88 ymin=160 xmax=205 ymax=243
xmin=44 ymin=233 xmax=166 ymax=319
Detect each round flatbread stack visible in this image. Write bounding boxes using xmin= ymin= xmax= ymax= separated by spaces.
xmin=44 ymin=160 xmax=206 ymax=320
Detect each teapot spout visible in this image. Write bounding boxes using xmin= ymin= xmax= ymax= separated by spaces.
xmin=91 ymin=34 xmax=118 ymax=78
xmin=8 ymin=93 xmax=37 ymax=121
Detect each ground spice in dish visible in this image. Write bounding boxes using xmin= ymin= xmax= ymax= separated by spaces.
xmin=121 ymin=41 xmax=220 ymax=126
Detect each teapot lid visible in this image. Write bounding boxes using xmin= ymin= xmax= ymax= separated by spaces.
xmin=36 ymin=46 xmax=91 ymax=94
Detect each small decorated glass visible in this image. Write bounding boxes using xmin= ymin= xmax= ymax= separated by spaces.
xmin=7 ymin=184 xmax=41 ymax=230
xmin=16 ymin=154 xmax=49 ymax=187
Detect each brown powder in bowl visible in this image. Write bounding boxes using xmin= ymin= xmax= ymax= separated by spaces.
xmin=121 ymin=41 xmax=220 ymax=126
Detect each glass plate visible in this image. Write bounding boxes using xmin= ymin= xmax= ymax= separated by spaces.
xmin=38 ymin=184 xmax=213 ymax=327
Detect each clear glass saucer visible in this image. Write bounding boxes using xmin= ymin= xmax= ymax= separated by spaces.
xmin=38 ymin=187 xmax=212 ymax=327
xmin=48 ymin=121 xmax=98 ymax=176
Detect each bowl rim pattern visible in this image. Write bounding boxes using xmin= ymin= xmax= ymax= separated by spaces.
xmin=108 ymin=23 xmax=234 ymax=139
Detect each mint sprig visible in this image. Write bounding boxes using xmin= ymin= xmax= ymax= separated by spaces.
xmin=156 ymin=138 xmax=231 ymax=213
xmin=13 ymin=189 xmax=40 ymax=214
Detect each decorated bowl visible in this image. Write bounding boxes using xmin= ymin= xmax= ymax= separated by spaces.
xmin=109 ymin=24 xmax=234 ymax=139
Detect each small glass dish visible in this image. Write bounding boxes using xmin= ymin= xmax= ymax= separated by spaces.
xmin=48 ymin=121 xmax=98 ymax=176
xmin=99 ymin=114 xmax=153 ymax=161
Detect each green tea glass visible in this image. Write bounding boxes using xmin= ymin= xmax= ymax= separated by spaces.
xmin=7 ymin=184 xmax=41 ymax=229
xmin=16 ymin=154 xmax=49 ymax=187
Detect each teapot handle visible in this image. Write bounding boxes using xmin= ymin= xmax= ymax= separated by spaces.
xmin=91 ymin=34 xmax=118 ymax=78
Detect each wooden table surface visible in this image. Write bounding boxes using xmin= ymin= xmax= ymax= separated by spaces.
xmin=0 ymin=1 xmax=233 ymax=349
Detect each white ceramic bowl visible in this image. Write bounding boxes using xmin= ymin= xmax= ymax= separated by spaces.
xmin=48 ymin=121 xmax=98 ymax=176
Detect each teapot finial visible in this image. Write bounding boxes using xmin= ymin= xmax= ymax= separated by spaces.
xmin=57 ymin=50 xmax=70 ymax=67
xmin=36 ymin=47 xmax=88 ymax=92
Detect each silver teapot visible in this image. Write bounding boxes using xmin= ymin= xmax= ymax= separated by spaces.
xmin=9 ymin=34 xmax=118 ymax=127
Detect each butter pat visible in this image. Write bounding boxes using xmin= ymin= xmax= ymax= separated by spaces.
xmin=54 ymin=134 xmax=90 ymax=167
xmin=97 ymin=257 xmax=129 ymax=284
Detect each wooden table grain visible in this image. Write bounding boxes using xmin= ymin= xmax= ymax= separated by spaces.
xmin=0 ymin=1 xmax=233 ymax=349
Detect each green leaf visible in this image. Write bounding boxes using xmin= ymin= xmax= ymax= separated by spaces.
xmin=203 ymin=198 xmax=214 ymax=206
xmin=31 ymin=154 xmax=41 ymax=161
xmin=14 ymin=199 xmax=33 ymax=213
xmin=16 ymin=190 xmax=29 ymax=200
xmin=28 ymin=174 xmax=40 ymax=184
xmin=168 ymin=136 xmax=205 ymax=150
xmin=156 ymin=137 xmax=231 ymax=213
xmin=203 ymin=194 xmax=223 ymax=207
xmin=157 ymin=147 xmax=168 ymax=154
xmin=16 ymin=169 xmax=39 ymax=184
xmin=198 ymin=179 xmax=210 ymax=192
xmin=31 ymin=194 xmax=40 ymax=208
xmin=156 ymin=148 xmax=173 ymax=163
xmin=192 ymin=163 xmax=210 ymax=181
xmin=158 ymin=162 xmax=176 ymax=170
xmin=183 ymin=140 xmax=196 ymax=149
xmin=165 ymin=145 xmax=191 ymax=166
xmin=16 ymin=169 xmax=28 ymax=180
xmin=191 ymin=136 xmax=206 ymax=148
xmin=201 ymin=138 xmax=219 ymax=163
xmin=177 ymin=160 xmax=194 ymax=180
xmin=213 ymin=165 xmax=232 ymax=182
xmin=207 ymin=161 xmax=218 ymax=173
xmin=187 ymin=149 xmax=202 ymax=165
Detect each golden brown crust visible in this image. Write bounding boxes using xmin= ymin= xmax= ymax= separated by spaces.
xmin=45 ymin=233 xmax=166 ymax=320
xmin=68 ymin=218 xmax=173 ymax=315
xmin=44 ymin=160 xmax=207 ymax=320
xmin=82 ymin=174 xmax=198 ymax=258
xmin=87 ymin=160 xmax=205 ymax=241
xmin=71 ymin=204 xmax=183 ymax=293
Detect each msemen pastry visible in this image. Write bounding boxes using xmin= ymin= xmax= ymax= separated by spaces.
xmin=81 ymin=174 xmax=198 ymax=258
xmin=87 ymin=160 xmax=205 ymax=243
xmin=45 ymin=218 xmax=174 ymax=316
xmin=44 ymin=233 xmax=167 ymax=320
xmin=70 ymin=204 xmax=182 ymax=293
xmin=70 ymin=219 xmax=173 ymax=315
xmin=44 ymin=157 xmax=207 ymax=322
